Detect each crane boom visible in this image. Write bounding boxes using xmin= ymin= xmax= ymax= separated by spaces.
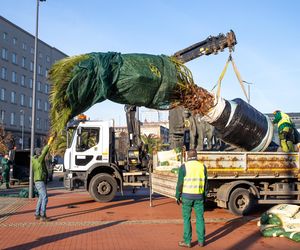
xmin=173 ymin=30 xmax=237 ymax=63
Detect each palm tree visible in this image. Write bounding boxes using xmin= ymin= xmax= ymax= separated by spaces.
xmin=141 ymin=133 xmax=163 ymax=156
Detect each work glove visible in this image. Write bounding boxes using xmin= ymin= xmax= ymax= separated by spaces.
xmin=47 ymin=136 xmax=54 ymax=145
xmin=176 ymin=198 xmax=182 ymax=205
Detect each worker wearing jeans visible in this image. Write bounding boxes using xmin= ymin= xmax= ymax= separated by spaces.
xmin=35 ymin=181 xmax=48 ymax=218
xmin=176 ymin=149 xmax=208 ymax=248
xmin=33 ymin=136 xmax=54 ymax=222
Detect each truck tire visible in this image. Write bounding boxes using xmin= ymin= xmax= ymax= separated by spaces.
xmin=228 ymin=188 xmax=254 ymax=216
xmin=89 ymin=173 xmax=117 ymax=202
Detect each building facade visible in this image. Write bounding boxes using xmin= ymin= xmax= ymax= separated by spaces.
xmin=0 ymin=16 xmax=67 ymax=149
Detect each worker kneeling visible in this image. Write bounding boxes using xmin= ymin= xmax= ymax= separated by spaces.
xmin=176 ymin=149 xmax=208 ymax=248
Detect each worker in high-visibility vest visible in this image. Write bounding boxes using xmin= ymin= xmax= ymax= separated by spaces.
xmin=176 ymin=149 xmax=208 ymax=248
xmin=273 ymin=110 xmax=295 ymax=152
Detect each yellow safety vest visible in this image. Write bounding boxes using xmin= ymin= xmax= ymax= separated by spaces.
xmin=278 ymin=112 xmax=292 ymax=128
xmin=182 ymin=160 xmax=205 ymax=195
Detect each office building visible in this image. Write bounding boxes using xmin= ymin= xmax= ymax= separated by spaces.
xmin=0 ymin=16 xmax=67 ymax=149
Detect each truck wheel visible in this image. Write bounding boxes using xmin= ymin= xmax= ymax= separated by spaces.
xmin=228 ymin=188 xmax=254 ymax=216
xmin=89 ymin=173 xmax=117 ymax=202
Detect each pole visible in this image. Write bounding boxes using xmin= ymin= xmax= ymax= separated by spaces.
xmin=29 ymin=0 xmax=43 ymax=198
xmin=20 ymin=110 xmax=24 ymax=150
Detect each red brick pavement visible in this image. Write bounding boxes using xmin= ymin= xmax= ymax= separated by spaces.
xmin=0 ymin=189 xmax=299 ymax=250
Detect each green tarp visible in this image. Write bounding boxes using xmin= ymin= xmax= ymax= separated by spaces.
xmin=50 ymin=52 xmax=179 ymax=134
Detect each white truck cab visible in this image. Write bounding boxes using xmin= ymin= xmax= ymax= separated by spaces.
xmin=63 ymin=117 xmax=149 ymax=202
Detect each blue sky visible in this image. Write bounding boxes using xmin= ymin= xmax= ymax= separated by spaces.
xmin=2 ymin=0 xmax=300 ymax=125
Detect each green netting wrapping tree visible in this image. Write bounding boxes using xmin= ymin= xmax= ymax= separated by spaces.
xmin=49 ymin=52 xmax=214 ymax=137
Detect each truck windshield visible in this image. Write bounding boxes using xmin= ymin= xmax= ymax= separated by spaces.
xmin=76 ymin=127 xmax=100 ymax=152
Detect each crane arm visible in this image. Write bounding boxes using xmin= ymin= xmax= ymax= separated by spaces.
xmin=173 ymin=30 xmax=237 ymax=63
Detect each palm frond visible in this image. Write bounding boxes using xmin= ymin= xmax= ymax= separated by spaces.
xmin=49 ymin=54 xmax=89 ymax=137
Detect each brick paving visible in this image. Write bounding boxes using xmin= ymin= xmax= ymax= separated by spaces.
xmin=0 ymin=184 xmax=299 ymax=249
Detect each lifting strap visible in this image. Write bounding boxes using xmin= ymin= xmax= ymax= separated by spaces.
xmin=214 ymin=54 xmax=250 ymax=103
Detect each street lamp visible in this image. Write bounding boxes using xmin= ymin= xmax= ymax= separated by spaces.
xmin=20 ymin=110 xmax=24 ymax=150
xmin=242 ymin=81 xmax=254 ymax=104
xmin=29 ymin=0 xmax=46 ymax=199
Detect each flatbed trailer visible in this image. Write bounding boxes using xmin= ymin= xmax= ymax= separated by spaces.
xmin=151 ymin=151 xmax=300 ymax=215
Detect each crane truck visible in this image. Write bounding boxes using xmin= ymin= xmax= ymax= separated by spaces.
xmin=63 ymin=31 xmax=237 ymax=202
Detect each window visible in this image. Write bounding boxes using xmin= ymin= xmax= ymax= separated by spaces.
xmin=46 ymin=55 xmax=50 ymax=62
xmin=39 ymin=52 xmax=42 ymax=58
xmin=30 ymin=61 xmax=34 ymax=71
xmin=11 ymin=91 xmax=16 ymax=103
xmin=44 ymin=101 xmax=48 ymax=111
xmin=37 ymin=99 xmax=41 ymax=110
xmin=12 ymin=71 xmax=17 ymax=83
xmin=12 ymin=53 xmax=17 ymax=64
xmin=21 ymin=57 xmax=26 ymax=68
xmin=10 ymin=112 xmax=15 ymax=125
xmin=30 ymin=47 xmax=34 ymax=54
xmin=21 ymin=75 xmax=25 ymax=86
xmin=44 ymin=119 xmax=48 ymax=130
xmin=12 ymin=37 xmax=17 ymax=45
xmin=37 ymin=117 xmax=41 ymax=129
xmin=20 ymin=112 xmax=24 ymax=126
xmin=3 ymin=32 xmax=7 ymax=40
xmin=29 ymin=96 xmax=32 ymax=108
xmin=1 ymin=67 xmax=7 ymax=80
xmin=76 ymin=127 xmax=100 ymax=152
xmin=1 ymin=48 xmax=8 ymax=60
xmin=20 ymin=94 xmax=25 ymax=106
xmin=45 ymin=83 xmax=49 ymax=94
xmin=45 ymin=68 xmax=49 ymax=78
xmin=29 ymin=116 xmax=32 ymax=126
xmin=38 ymin=65 xmax=42 ymax=75
xmin=29 ymin=78 xmax=33 ymax=89
xmin=22 ymin=42 xmax=27 ymax=50
xmin=0 ymin=110 xmax=4 ymax=122
xmin=37 ymin=81 xmax=42 ymax=92
xmin=0 ymin=88 xmax=5 ymax=101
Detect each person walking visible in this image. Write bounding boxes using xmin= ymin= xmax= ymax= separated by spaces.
xmin=33 ymin=136 xmax=54 ymax=222
xmin=273 ymin=110 xmax=295 ymax=152
xmin=1 ymin=154 xmax=11 ymax=189
xmin=176 ymin=149 xmax=208 ymax=248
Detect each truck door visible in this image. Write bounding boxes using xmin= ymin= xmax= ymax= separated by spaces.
xmin=71 ymin=126 xmax=102 ymax=171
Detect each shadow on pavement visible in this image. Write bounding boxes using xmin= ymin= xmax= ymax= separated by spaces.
xmin=51 ymin=196 xmax=151 ymax=220
xmin=226 ymin=230 xmax=261 ymax=250
xmin=205 ymin=217 xmax=255 ymax=246
xmin=3 ymin=220 xmax=126 ymax=250
xmin=0 ymin=199 xmax=95 ymax=219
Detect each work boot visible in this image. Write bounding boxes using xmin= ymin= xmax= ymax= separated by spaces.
xmin=178 ymin=241 xmax=191 ymax=248
xmin=198 ymin=242 xmax=205 ymax=247
xmin=35 ymin=215 xmax=40 ymax=220
xmin=40 ymin=216 xmax=51 ymax=222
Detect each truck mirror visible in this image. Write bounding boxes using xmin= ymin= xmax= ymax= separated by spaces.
xmin=144 ymin=144 xmax=149 ymax=153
